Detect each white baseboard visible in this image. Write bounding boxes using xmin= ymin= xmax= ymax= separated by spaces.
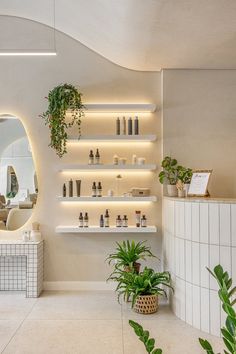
xmin=43 ymin=281 xmax=116 ymax=291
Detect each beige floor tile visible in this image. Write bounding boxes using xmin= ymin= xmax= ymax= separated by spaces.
xmin=3 ymin=319 xmax=123 ymax=354
xmin=0 ymin=320 xmax=21 ymax=352
xmin=28 ymin=291 xmax=122 ymax=320
xmin=123 ymin=318 xmax=224 ymax=354
xmin=122 ymin=301 xmax=176 ymax=321
xmin=0 ymin=292 xmax=37 ymax=320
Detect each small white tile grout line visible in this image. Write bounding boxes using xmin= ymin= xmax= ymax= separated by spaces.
xmin=1 ymin=296 xmax=39 ymax=354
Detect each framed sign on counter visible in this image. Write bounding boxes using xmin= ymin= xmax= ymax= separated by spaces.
xmin=187 ymin=170 xmax=212 ymax=197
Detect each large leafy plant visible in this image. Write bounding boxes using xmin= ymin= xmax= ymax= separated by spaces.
xmin=129 ymin=320 xmax=162 ymax=354
xmin=106 ymin=240 xmax=156 ymax=272
xmin=158 ymin=156 xmax=178 ymax=185
xmin=199 ymin=264 xmax=236 ymax=354
xmin=113 ymin=267 xmax=173 ymax=307
xmin=177 ymin=166 xmax=193 ymax=184
xmin=41 ymin=83 xmax=84 ymax=157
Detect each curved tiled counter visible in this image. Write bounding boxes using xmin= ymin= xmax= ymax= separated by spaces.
xmin=163 ymin=197 xmax=236 ymax=336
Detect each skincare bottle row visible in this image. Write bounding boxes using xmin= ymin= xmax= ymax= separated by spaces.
xmin=63 ymin=179 xmax=81 ymax=197
xmin=92 ymin=182 xmax=102 ymax=197
xmin=89 ymin=149 xmax=101 ymax=165
xmin=79 ymin=212 xmax=89 ymax=227
xmin=116 ymin=116 xmax=139 ymax=135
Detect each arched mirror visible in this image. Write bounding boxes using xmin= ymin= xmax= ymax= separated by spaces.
xmin=0 ymin=114 xmax=37 ymax=231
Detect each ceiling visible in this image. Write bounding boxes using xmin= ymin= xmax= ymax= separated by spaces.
xmin=1 ymin=0 xmax=236 ymax=71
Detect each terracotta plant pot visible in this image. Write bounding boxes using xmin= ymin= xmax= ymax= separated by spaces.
xmin=133 ymin=294 xmax=158 ymax=314
xmin=124 ymin=262 xmax=141 ymax=274
xmin=167 ymin=184 xmax=178 ymax=197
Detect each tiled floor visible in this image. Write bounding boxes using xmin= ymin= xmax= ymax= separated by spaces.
xmin=0 ymin=291 xmax=224 ymax=354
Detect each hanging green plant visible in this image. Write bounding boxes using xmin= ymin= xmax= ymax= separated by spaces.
xmin=41 ymin=83 xmax=84 ymax=157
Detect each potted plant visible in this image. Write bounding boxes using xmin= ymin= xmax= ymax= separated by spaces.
xmin=116 ymin=267 xmax=173 ymax=314
xmin=158 ymin=156 xmax=178 ymax=197
xmin=106 ymin=240 xmax=156 ymax=274
xmin=41 ymin=83 xmax=84 ymax=157
xmin=177 ymin=166 xmax=193 ymax=197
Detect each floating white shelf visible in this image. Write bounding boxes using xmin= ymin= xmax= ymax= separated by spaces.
xmin=77 ymin=103 xmax=157 ymax=113
xmin=55 ymin=226 xmax=157 ymax=234
xmin=57 ymin=196 xmax=157 ymax=202
xmin=68 ymin=135 xmax=157 ymax=142
xmin=58 ymin=164 xmax=157 ymax=172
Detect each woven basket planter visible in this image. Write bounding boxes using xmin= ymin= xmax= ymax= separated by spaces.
xmin=133 ymin=294 xmax=158 ymax=314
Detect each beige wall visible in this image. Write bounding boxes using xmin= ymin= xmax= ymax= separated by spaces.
xmin=162 ymin=69 xmax=236 ymax=197
xmin=0 ymin=21 xmax=161 ymax=281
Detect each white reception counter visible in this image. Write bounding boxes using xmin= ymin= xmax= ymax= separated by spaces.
xmin=163 ymin=197 xmax=236 ymax=336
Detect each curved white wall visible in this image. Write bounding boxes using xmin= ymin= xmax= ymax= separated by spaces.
xmin=0 ymin=20 xmax=161 ymax=284
xmin=163 ymin=197 xmax=236 ymax=336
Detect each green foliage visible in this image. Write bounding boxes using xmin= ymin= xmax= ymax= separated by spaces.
xmin=129 ymin=320 xmax=162 ymax=353
xmin=177 ymin=166 xmax=193 ymax=184
xmin=112 ymin=267 xmax=173 ymax=306
xmin=6 ymin=191 xmax=16 ymax=198
xmin=158 ymin=156 xmax=178 ymax=185
xmin=41 ymin=83 xmax=84 ymax=157
xmin=199 ymin=264 xmax=236 ymax=354
xmin=106 ymin=240 xmax=156 ymax=271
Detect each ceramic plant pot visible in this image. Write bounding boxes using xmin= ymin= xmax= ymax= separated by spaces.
xmin=133 ymin=294 xmax=158 ymax=314
xmin=184 ymin=183 xmax=190 ymax=196
xmin=178 ymin=189 xmax=185 ymax=198
xmin=167 ymin=184 xmax=178 ymax=197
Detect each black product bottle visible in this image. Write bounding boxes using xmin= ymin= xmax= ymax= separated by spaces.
xmin=104 ymin=209 xmax=110 ymax=227
xmin=92 ymin=182 xmax=97 ymax=197
xmin=84 ymin=212 xmax=89 ymax=227
xmin=116 ymin=215 xmax=122 ymax=227
xmin=134 ymin=116 xmax=139 ymax=135
xmin=141 ymin=215 xmax=147 ymax=227
xmin=128 ymin=117 xmax=133 ymax=135
xmin=123 ymin=215 xmax=128 ymax=227
xmin=89 ymin=150 xmax=94 ymax=165
xmin=97 ymin=182 xmax=102 ymax=197
xmin=116 ymin=117 xmax=120 ymax=135
xmin=100 ymin=215 xmax=104 ymax=227
xmin=63 ymin=183 xmax=66 ymax=197
xmin=79 ymin=212 xmax=83 ymax=227
xmin=69 ymin=179 xmax=73 ymax=197
xmin=95 ymin=149 xmax=100 ymax=164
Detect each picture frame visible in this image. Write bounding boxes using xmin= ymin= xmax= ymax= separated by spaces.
xmin=187 ymin=169 xmax=212 ymax=197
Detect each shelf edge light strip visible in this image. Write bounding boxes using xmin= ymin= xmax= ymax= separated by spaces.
xmin=0 ymin=52 xmax=57 ymax=56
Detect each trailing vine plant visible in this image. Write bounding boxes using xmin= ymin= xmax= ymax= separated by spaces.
xmin=129 ymin=320 xmax=162 ymax=353
xmin=41 ymin=83 xmax=84 ymax=157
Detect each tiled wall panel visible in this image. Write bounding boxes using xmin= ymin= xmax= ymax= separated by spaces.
xmin=164 ymin=199 xmax=235 ymax=336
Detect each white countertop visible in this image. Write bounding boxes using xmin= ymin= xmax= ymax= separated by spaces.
xmin=164 ymin=196 xmax=236 ymax=204
xmin=0 ymin=240 xmax=43 ymax=245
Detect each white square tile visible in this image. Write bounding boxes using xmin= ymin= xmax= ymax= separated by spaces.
xmin=219 ymin=204 xmax=231 ymax=246
xmin=192 ymin=243 xmax=200 ymax=286
xmin=201 ymin=287 xmax=210 ymax=333
xmin=185 ymin=202 xmax=192 ymax=240
xmin=220 ymin=246 xmax=231 ymax=277
xmin=200 ymin=243 xmax=209 ymax=288
xmin=175 ymin=201 xmax=185 ymax=238
xmin=180 ymin=279 xmax=186 ymax=321
xmin=185 ymin=282 xmax=192 ymax=325
xmin=200 ymin=203 xmax=209 ymax=244
xmin=192 ymin=285 xmax=200 ymax=329
xmin=192 ymin=203 xmax=200 ymax=242
xmin=231 ymin=204 xmax=236 ymax=247
xmin=209 ymin=204 xmax=219 ymax=245
xmin=185 ymin=240 xmax=192 ymax=283
xmin=209 ymin=245 xmax=219 ymax=290
xmin=210 ymin=290 xmax=221 ymax=336
xmin=232 ymin=248 xmax=236 ymax=286
xmin=179 ymin=239 xmax=185 ymax=279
